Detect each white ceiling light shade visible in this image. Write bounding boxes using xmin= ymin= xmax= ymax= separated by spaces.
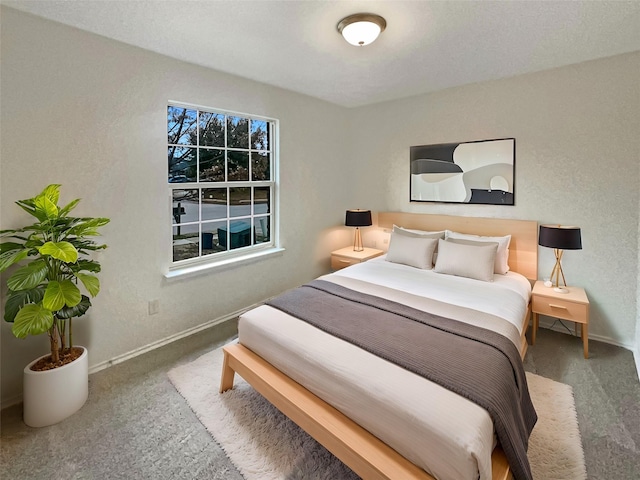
xmin=337 ymin=13 xmax=387 ymax=46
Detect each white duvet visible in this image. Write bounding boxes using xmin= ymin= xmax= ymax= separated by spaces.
xmin=238 ymin=256 xmax=532 ymax=480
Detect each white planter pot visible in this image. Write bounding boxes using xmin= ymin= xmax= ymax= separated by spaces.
xmin=23 ymin=346 xmax=89 ymax=428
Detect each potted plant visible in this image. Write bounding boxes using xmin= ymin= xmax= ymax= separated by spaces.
xmin=0 ymin=184 xmax=109 ymax=427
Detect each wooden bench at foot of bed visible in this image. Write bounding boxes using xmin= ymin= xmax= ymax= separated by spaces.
xmin=219 ymin=343 xmax=512 ymax=480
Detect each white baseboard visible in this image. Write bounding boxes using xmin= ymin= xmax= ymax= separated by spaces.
xmin=2 ymin=393 xmax=23 ymax=410
xmin=88 ymin=303 xmax=258 ymax=375
xmin=536 ymin=318 xmax=634 ymax=351
xmin=1 ymin=303 xmax=258 ymax=410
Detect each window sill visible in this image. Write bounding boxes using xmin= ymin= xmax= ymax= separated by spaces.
xmin=164 ymin=247 xmax=285 ymax=279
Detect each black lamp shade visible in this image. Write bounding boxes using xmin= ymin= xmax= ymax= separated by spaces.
xmin=539 ymin=225 xmax=582 ymax=250
xmin=345 ymin=209 xmax=372 ymax=227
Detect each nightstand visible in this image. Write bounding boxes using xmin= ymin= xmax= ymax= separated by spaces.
xmin=330 ymin=247 xmax=383 ymax=271
xmin=531 ymin=280 xmax=590 ymax=358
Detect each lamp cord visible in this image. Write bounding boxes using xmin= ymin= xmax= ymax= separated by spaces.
xmin=548 ymin=319 xmax=576 ymax=337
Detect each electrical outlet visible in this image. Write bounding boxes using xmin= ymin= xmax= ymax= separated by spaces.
xmin=148 ymin=299 xmax=159 ymax=316
xmin=383 ymin=238 xmax=389 ymax=245
xmin=372 ymin=240 xmax=377 ymax=248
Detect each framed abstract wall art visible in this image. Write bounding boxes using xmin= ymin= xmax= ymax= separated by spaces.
xmin=410 ymin=138 xmax=515 ymax=205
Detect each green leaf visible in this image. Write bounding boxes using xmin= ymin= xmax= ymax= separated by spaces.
xmin=3 ymin=287 xmax=46 ymax=323
xmin=69 ymin=239 xmax=106 ymax=252
xmin=0 ymin=241 xmax=23 ymax=253
xmin=68 ymin=217 xmax=110 ymax=237
xmin=39 ymin=241 xmax=78 ymax=263
xmin=41 ymin=184 xmax=61 ymax=205
xmin=57 ymin=295 xmax=91 ymax=319
xmin=0 ymin=248 xmax=29 ymax=272
xmin=12 ymin=304 xmax=54 ymax=338
xmin=77 ymin=273 xmax=100 ymax=297
xmin=43 ymin=280 xmax=81 ymax=311
xmin=23 ymin=237 xmax=44 ymax=250
xmin=34 ymin=195 xmax=58 ymax=220
xmin=15 ymin=199 xmax=47 ymax=222
xmin=58 ymin=198 xmax=80 ymax=217
xmin=7 ymin=260 xmax=48 ymax=291
xmin=69 ymin=259 xmax=102 ymax=274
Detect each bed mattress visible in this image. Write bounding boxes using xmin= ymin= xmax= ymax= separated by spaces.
xmin=238 ymin=256 xmax=532 ymax=480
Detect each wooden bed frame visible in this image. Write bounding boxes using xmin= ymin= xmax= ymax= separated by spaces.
xmin=220 ymin=213 xmax=538 ymax=480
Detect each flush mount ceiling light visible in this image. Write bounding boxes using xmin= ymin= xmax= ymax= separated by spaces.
xmin=337 ymin=13 xmax=387 ymax=46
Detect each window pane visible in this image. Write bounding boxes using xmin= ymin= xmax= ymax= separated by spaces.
xmin=222 ymin=220 xmax=253 ymax=250
xmin=199 ymin=148 xmax=225 ymax=182
xmin=229 ymin=187 xmax=251 ymax=218
xmin=199 ymin=112 xmax=225 ymax=147
xmin=173 ymin=223 xmax=199 ymax=261
xmin=227 ymin=151 xmax=249 ymax=181
xmin=172 ymin=189 xmax=199 ymax=224
xmin=254 ymin=216 xmax=270 ymax=244
xmin=168 ymin=107 xmax=197 ymax=145
xmin=254 ymin=187 xmax=270 ymax=215
xmin=168 ymin=147 xmax=196 ymax=182
xmin=201 ymin=188 xmax=227 ymax=221
xmin=202 ymin=220 xmax=228 ymax=255
xmin=227 ymin=116 xmax=249 ymax=149
xmin=251 ymin=152 xmax=270 ymax=181
xmin=251 ymin=120 xmax=269 ymax=150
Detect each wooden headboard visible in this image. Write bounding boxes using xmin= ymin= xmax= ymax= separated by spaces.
xmin=378 ymin=212 xmax=538 ymax=281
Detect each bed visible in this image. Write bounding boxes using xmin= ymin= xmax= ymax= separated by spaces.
xmin=220 ymin=212 xmax=538 ymax=480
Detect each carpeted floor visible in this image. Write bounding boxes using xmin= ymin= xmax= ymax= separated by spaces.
xmin=168 ymin=344 xmax=587 ymax=480
xmin=523 ymin=328 xmax=640 ymax=479
xmin=1 ymin=320 xmax=639 ymax=479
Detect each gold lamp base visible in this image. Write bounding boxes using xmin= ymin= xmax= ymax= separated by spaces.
xmin=352 ymin=227 xmax=363 ymax=252
xmin=550 ymin=248 xmax=569 ymax=293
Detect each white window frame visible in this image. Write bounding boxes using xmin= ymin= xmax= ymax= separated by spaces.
xmin=166 ymin=102 xmax=281 ymax=278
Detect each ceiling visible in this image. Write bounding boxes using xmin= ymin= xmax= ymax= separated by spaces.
xmin=4 ymin=0 xmax=640 ymax=107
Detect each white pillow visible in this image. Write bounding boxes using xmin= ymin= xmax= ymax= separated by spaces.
xmin=446 ymin=237 xmax=499 ymax=250
xmin=433 ymin=239 xmax=498 ymax=282
xmin=445 ymin=230 xmax=511 ymax=274
xmin=392 ymin=225 xmax=445 ymax=265
xmin=386 ymin=233 xmax=438 ymax=270
xmin=392 ymin=225 xmax=446 ymax=239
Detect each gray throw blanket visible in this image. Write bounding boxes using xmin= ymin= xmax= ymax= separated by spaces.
xmin=266 ymin=279 xmax=537 ymax=480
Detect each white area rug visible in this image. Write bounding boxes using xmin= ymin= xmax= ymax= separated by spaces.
xmin=168 ymin=345 xmax=587 ymax=480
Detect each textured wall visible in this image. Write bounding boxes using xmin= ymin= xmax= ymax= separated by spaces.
xmin=0 ymin=8 xmax=353 ymax=406
xmin=350 ymin=52 xmax=640 ymax=350
xmin=2 ymin=8 xmax=639 ymax=406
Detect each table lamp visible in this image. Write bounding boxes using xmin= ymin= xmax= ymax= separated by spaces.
xmin=345 ymin=209 xmax=372 ymax=252
xmin=538 ymin=225 xmax=582 ymax=293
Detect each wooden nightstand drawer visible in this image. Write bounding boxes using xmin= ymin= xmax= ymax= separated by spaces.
xmin=532 ymin=296 xmax=588 ymax=324
xmin=331 ymin=256 xmax=359 ymax=270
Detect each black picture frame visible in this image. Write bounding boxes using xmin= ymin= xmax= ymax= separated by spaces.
xmin=410 ymin=138 xmax=515 ymax=205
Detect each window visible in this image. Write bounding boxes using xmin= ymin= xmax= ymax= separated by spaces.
xmin=168 ymin=104 xmax=277 ymax=268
